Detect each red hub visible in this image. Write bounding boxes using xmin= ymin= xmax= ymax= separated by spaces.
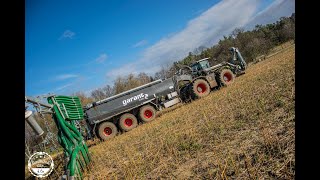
xmin=124 ymin=118 xmax=133 ymax=127
xmin=197 ymin=83 xmax=207 ymax=94
xmin=144 ymin=110 xmax=153 ymax=119
xmin=223 ymin=73 xmax=232 ymax=82
xmin=103 ymin=127 xmax=112 ymax=136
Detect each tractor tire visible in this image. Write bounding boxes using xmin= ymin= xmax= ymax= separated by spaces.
xmin=218 ymin=68 xmax=235 ymax=86
xmin=97 ymin=122 xmax=118 ymax=140
xmin=119 ymin=113 xmax=138 ymax=132
xmin=191 ymin=79 xmax=210 ymax=99
xmin=139 ymin=105 xmax=156 ymax=123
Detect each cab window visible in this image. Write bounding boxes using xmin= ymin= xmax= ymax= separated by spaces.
xmin=192 ymin=64 xmax=199 ymax=71
xmin=199 ymin=61 xmax=209 ymax=69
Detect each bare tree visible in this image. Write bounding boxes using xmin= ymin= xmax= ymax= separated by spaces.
xmin=102 ymin=85 xmax=114 ymax=98
xmin=153 ymin=63 xmax=177 ymax=80
xmin=114 ymin=76 xmax=126 ymax=94
xmin=73 ymin=91 xmax=94 ymax=105
xmin=137 ymin=72 xmax=151 ymax=85
xmin=91 ymin=88 xmax=105 ymax=101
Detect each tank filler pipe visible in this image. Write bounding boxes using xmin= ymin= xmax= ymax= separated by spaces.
xmin=25 ymin=110 xmax=44 ymax=136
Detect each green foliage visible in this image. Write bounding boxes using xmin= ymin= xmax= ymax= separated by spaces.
xmin=178 ymin=13 xmax=295 ymax=66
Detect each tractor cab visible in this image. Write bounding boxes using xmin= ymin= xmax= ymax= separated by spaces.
xmin=190 ymin=58 xmax=210 ymax=76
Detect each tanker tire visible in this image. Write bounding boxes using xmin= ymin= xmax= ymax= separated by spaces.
xmin=218 ymin=68 xmax=235 ymax=86
xmin=139 ymin=105 xmax=156 ymax=123
xmin=191 ymin=79 xmax=210 ymax=99
xmin=119 ymin=113 xmax=138 ymax=132
xmin=97 ymin=122 xmax=118 ymax=141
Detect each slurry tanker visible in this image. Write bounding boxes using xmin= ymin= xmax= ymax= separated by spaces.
xmin=83 ymin=47 xmax=247 ymax=140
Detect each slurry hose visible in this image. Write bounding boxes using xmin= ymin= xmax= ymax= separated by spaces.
xmin=47 ymin=95 xmax=91 ymax=179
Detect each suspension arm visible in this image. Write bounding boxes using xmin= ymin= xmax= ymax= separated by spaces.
xmin=25 ymin=96 xmax=54 ymax=108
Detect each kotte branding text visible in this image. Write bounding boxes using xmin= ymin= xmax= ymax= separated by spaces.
xmin=123 ymin=93 xmax=148 ymax=106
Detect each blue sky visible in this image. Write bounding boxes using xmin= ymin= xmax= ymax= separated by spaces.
xmin=26 ymin=0 xmax=295 ymax=97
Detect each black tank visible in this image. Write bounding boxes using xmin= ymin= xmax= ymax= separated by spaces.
xmin=84 ymin=78 xmax=176 ymax=124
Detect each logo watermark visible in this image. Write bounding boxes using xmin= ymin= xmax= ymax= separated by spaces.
xmin=28 ymin=152 xmax=54 ymax=178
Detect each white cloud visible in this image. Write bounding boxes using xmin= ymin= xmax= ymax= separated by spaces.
xmin=132 ymin=40 xmax=148 ymax=48
xmin=59 ymin=30 xmax=76 ymax=40
xmin=107 ymin=0 xmax=259 ymax=78
xmin=245 ymin=0 xmax=295 ymax=30
xmin=55 ymin=74 xmax=78 ymax=81
xmin=106 ymin=63 xmax=138 ymax=78
xmin=107 ymin=0 xmax=295 ymax=84
xmin=140 ymin=0 xmax=259 ymax=65
xmin=95 ymin=53 xmax=108 ymax=63
xmin=50 ymin=76 xmax=89 ymax=95
xmin=106 ymin=0 xmax=294 ymax=81
xmin=84 ymin=89 xmax=94 ymax=97
xmin=55 ymin=83 xmax=73 ymax=91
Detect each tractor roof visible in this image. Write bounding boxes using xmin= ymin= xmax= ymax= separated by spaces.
xmin=191 ymin=57 xmax=210 ymax=66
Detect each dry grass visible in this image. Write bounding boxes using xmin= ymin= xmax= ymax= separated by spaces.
xmin=26 ymin=44 xmax=295 ymax=179
xmin=83 ymin=45 xmax=295 ymax=179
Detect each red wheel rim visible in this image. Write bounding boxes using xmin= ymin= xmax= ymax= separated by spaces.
xmin=103 ymin=127 xmax=112 ymax=136
xmin=144 ymin=109 xmax=153 ymax=119
xmin=124 ymin=118 xmax=133 ymax=127
xmin=197 ymin=83 xmax=207 ymax=94
xmin=223 ymin=72 xmax=232 ymax=82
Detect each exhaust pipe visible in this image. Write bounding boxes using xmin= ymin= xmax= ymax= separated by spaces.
xmin=25 ymin=110 xmax=44 ymax=136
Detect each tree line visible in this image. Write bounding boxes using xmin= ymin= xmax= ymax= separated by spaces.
xmin=180 ymin=13 xmax=295 ymax=66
